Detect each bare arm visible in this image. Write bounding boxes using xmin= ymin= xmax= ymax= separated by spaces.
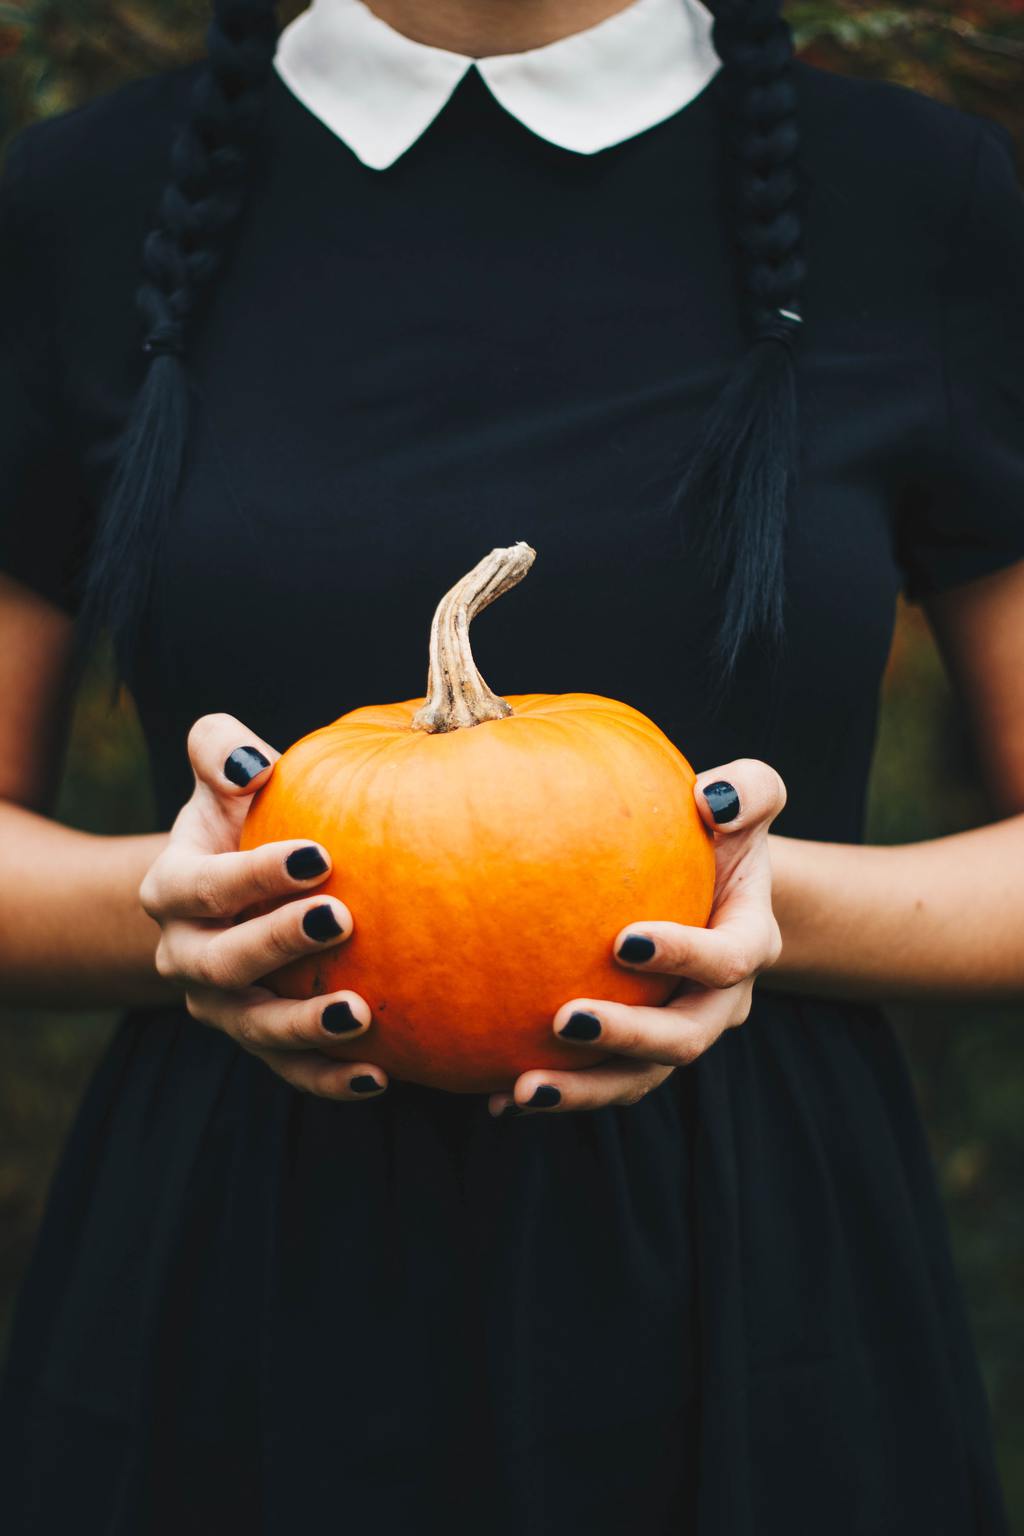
xmin=0 ymin=574 xmax=386 ymax=1101
xmin=766 ymin=560 xmax=1024 ymax=1002
xmin=0 ymin=575 xmax=170 ymax=1007
xmin=515 ymin=565 xmax=1024 ymax=1117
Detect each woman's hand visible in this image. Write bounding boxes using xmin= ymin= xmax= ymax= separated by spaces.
xmin=139 ymin=713 xmax=387 ymax=1100
xmin=488 ymin=759 xmax=786 ymax=1117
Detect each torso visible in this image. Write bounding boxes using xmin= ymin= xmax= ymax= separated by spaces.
xmin=26 ymin=58 xmax=982 ymax=830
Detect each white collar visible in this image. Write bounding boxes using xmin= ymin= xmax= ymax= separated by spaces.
xmin=272 ymin=0 xmax=720 ymax=170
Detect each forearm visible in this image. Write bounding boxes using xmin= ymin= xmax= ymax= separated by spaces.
xmin=0 ymin=800 xmax=175 ymax=1008
xmin=766 ymin=814 xmax=1024 ymax=1001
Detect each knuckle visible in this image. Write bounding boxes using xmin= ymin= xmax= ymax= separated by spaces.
xmin=291 ymin=1065 xmax=340 ymax=1101
xmin=280 ymin=1010 xmax=314 ymax=1049
xmin=138 ymin=868 xmax=162 ymax=918
xmin=763 ymin=920 xmax=783 ymax=970
xmin=193 ymin=943 xmax=235 ymax=992
xmin=249 ymin=849 xmax=296 ymax=906
xmin=620 ymin=1067 xmax=669 ymax=1106
xmin=268 ymin=913 xmax=305 ymax=964
xmin=274 ymin=1064 xmax=312 ymax=1096
xmin=670 ymin=1035 xmax=701 ymax=1067
xmin=619 ymin=1079 xmax=652 ymax=1108
xmin=153 ymin=939 xmax=177 ymax=981
xmin=716 ymin=948 xmax=753 ymax=989
xmin=318 ymin=1078 xmax=354 ymax=1102
xmin=183 ymin=988 xmax=208 ymax=1024
xmin=246 ymin=851 xmax=280 ymax=903
xmin=616 ymin=1021 xmax=645 ymax=1055
xmin=193 ymin=862 xmax=230 ymax=920
xmin=233 ymin=1007 xmax=261 ymax=1048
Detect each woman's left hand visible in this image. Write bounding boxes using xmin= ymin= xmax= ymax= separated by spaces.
xmin=488 ymin=759 xmax=787 ymax=1117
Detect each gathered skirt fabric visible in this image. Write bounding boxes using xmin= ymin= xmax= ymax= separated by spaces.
xmin=0 ymin=991 xmax=1006 ymax=1535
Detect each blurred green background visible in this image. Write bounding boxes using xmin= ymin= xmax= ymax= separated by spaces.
xmin=1 ymin=0 xmax=1022 ymax=1516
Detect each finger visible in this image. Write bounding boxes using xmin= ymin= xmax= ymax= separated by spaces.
xmin=260 ymin=1049 xmax=389 ymax=1102
xmin=187 ymin=713 xmax=279 ymax=798
xmin=693 ymin=758 xmax=787 ymax=836
xmin=550 ymin=989 xmax=738 ymax=1067
xmin=143 ymin=839 xmax=333 ymax=922
xmin=185 ymin=983 xmax=372 ymax=1053
xmin=162 ymin=893 xmax=353 ymax=991
xmin=612 ymin=916 xmax=780 ymax=987
xmin=489 ymin=1059 xmax=674 ymax=1118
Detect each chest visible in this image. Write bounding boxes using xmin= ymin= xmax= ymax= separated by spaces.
xmin=68 ymin=90 xmax=940 ymax=833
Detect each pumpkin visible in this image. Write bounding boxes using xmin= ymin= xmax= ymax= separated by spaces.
xmin=239 ymin=543 xmax=715 ymax=1093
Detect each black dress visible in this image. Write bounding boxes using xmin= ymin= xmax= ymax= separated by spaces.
xmin=0 ymin=53 xmax=1020 ymax=1536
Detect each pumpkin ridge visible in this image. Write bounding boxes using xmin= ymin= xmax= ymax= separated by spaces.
xmin=548 ymin=706 xmax=700 ymax=782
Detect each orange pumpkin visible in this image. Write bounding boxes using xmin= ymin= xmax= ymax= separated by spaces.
xmin=239 ymin=543 xmax=715 ymax=1093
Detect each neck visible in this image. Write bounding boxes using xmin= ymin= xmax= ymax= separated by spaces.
xmin=361 ymin=0 xmax=639 ymax=56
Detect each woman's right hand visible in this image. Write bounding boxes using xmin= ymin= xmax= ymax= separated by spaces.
xmin=139 ymin=713 xmax=387 ymax=1100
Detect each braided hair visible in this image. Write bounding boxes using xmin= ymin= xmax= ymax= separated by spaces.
xmin=79 ymin=0 xmax=280 ymax=668
xmin=80 ymin=0 xmax=805 ymax=680
xmin=677 ymin=0 xmax=806 ymax=675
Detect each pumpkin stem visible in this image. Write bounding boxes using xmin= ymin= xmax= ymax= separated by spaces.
xmin=411 ymin=542 xmax=537 ymax=733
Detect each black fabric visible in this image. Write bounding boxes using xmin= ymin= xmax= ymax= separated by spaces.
xmin=0 ymin=53 xmax=1019 ymax=1534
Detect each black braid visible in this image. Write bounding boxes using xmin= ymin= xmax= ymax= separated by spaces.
xmin=678 ymin=0 xmax=806 ymax=675
xmin=79 ymin=0 xmax=280 ymax=675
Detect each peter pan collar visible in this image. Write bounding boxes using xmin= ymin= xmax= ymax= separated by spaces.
xmin=272 ymin=0 xmax=720 ymax=170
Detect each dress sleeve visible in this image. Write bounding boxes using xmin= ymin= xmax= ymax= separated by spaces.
xmin=898 ymin=118 xmax=1024 ymax=598
xmin=0 ymin=125 xmax=88 ymax=613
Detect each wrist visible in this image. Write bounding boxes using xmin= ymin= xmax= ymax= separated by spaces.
xmin=762 ymin=832 xmax=857 ymax=993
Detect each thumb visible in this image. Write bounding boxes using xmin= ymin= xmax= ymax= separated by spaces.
xmin=693 ymin=758 xmax=787 ymax=838
xmin=187 ymin=713 xmax=280 ymax=802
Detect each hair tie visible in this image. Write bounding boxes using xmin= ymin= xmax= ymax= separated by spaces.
xmin=142 ymin=328 xmax=184 ymax=358
xmin=755 ymin=308 xmax=803 ymax=351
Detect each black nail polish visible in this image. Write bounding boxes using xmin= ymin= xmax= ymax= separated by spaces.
xmin=286 ymin=846 xmax=328 ymax=881
xmin=618 ymin=935 xmax=656 ymax=964
xmin=501 ymin=1103 xmax=525 ymax=1117
xmin=703 ymin=781 xmax=740 ymax=824
xmin=303 ymin=904 xmax=343 ymax=942
xmin=558 ymin=1011 xmax=602 ymax=1042
xmin=528 ymin=1085 xmax=561 ymax=1109
xmin=350 ymin=1074 xmax=383 ymax=1095
xmin=224 ymin=745 xmax=271 ymax=787
xmin=322 ymin=1001 xmax=361 ymax=1035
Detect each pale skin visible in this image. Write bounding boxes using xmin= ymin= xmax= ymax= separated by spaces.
xmin=3 ymin=0 xmax=1024 ymax=1117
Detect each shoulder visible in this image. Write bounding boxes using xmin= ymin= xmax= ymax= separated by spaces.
xmin=1 ymin=62 xmax=208 ymax=314
xmin=3 ymin=62 xmax=204 ymax=234
xmin=791 ymin=60 xmax=1013 ymax=240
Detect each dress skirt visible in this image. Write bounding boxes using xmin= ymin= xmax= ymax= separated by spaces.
xmin=0 ymin=989 xmax=1007 ymax=1535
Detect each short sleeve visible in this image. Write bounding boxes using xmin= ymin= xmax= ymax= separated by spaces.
xmin=898 ymin=118 xmax=1024 ymax=598
xmin=0 ymin=125 xmax=88 ymax=612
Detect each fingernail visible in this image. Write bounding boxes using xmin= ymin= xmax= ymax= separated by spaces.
xmin=501 ymin=1102 xmax=526 ymax=1118
xmin=224 ymin=746 xmax=271 ymax=787
xmin=350 ymin=1074 xmax=384 ymax=1095
xmin=558 ymin=1011 xmax=602 ymax=1042
xmin=617 ymin=935 xmax=656 ymax=964
xmin=703 ymin=781 xmax=740 ymax=824
xmin=528 ymin=1085 xmax=561 ymax=1109
xmin=321 ymin=1000 xmax=362 ymax=1035
xmin=286 ymin=846 xmax=329 ymax=881
xmin=303 ymin=904 xmax=343 ymax=942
